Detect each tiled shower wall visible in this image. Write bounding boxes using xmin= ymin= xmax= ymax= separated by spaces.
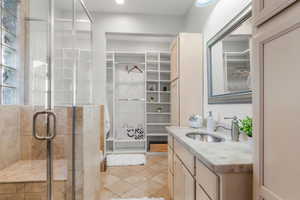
xmin=71 ymin=106 xmax=101 ymax=200
xmin=20 ymin=106 xmax=73 ymax=160
xmin=0 ymin=105 xmax=73 ymax=169
xmin=0 ymin=105 xmax=102 ymax=200
xmin=0 ymin=106 xmax=21 ymax=170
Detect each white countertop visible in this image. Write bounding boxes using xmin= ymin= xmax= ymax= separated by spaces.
xmin=166 ymin=126 xmax=253 ymax=174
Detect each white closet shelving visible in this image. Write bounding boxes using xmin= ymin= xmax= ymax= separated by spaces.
xmin=146 ymin=51 xmax=171 ymax=140
xmin=223 ymin=48 xmax=251 ymax=92
xmin=105 ymin=50 xmax=171 ymax=154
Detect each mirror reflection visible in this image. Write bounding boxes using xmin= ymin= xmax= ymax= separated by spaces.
xmin=208 ymin=15 xmax=252 ymax=103
xmin=211 ymin=18 xmax=252 ymax=96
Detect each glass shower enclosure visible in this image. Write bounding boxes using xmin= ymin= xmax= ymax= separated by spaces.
xmin=0 ymin=0 xmax=95 ymax=199
xmin=26 ymin=0 xmax=93 ymax=199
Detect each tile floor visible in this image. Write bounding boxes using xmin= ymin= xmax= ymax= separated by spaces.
xmin=100 ymin=155 xmax=170 ymax=200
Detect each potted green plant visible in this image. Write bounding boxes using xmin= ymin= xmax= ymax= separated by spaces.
xmin=239 ymin=116 xmax=253 ymax=142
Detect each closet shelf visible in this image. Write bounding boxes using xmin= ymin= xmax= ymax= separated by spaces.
xmin=146 ymin=60 xmax=170 ymax=63
xmin=147 ymin=133 xmax=168 ymax=136
xmin=160 ymin=80 xmax=171 ymax=83
xmin=226 ymin=59 xmax=249 ymax=62
xmin=118 ymin=98 xmax=145 ymax=102
xmin=147 ymin=91 xmax=170 ymax=93
xmin=147 ymin=70 xmax=171 ymax=73
xmin=147 ymin=70 xmax=159 ymax=73
xmin=147 ymin=80 xmax=171 ymax=82
xmin=147 ymin=80 xmax=159 ymax=82
xmin=160 ymin=61 xmax=171 ymax=64
xmin=224 ymin=49 xmax=250 ymax=55
xmin=115 ymin=51 xmax=145 ymax=55
xmin=147 ymin=102 xmax=171 ymax=104
xmin=115 ymin=62 xmax=145 ymax=65
xmin=146 ymin=123 xmax=171 ymax=125
xmin=114 ymin=139 xmax=146 ymax=142
xmin=147 ymin=112 xmax=171 ymax=115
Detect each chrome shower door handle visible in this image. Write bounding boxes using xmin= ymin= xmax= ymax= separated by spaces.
xmin=33 ymin=111 xmax=57 ymax=141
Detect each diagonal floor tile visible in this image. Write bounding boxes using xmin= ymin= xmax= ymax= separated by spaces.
xmin=100 ymin=155 xmax=168 ymax=200
xmin=105 ymin=180 xmax=136 ymax=196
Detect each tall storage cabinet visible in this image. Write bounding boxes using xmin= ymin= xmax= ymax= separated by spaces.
xmin=253 ymin=1 xmax=300 ymax=200
xmin=170 ymin=33 xmax=203 ymax=127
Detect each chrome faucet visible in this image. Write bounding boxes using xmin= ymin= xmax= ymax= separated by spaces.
xmin=215 ymin=116 xmax=240 ymax=141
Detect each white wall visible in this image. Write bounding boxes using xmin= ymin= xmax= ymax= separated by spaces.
xmin=184 ymin=0 xmax=253 ymax=126
xmin=92 ymin=12 xmax=185 ymax=105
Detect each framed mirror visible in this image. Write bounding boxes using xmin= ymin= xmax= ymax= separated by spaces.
xmin=207 ymin=4 xmax=252 ymax=104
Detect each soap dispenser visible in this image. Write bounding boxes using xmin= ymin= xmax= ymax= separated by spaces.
xmin=207 ymin=111 xmax=216 ymax=132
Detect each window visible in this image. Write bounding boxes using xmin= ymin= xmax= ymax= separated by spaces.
xmin=0 ymin=0 xmax=18 ymax=104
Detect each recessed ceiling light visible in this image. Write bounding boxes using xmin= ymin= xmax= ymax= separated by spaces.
xmin=195 ymin=0 xmax=216 ymax=7
xmin=115 ymin=0 xmax=125 ymax=5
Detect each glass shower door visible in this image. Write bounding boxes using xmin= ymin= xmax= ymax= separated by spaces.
xmin=27 ymin=0 xmax=58 ymax=200
xmin=27 ymin=0 xmax=74 ymax=199
xmin=27 ymin=0 xmax=93 ymax=199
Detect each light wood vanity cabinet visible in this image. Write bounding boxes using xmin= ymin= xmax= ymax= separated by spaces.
xmin=174 ymin=139 xmax=195 ymax=175
xmin=170 ymin=33 xmax=203 ymax=127
xmin=168 ymin=169 xmax=174 ymax=200
xmin=196 ymin=184 xmax=210 ymax=200
xmin=196 ymin=160 xmax=218 ymax=200
xmin=168 ymin=135 xmax=174 ymax=200
xmin=253 ymin=1 xmax=300 ymax=200
xmin=168 ymin=135 xmax=252 ymax=200
xmin=174 ymin=155 xmax=195 ymax=200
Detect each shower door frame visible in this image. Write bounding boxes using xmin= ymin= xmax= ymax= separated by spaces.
xmin=71 ymin=1 xmax=94 ymax=200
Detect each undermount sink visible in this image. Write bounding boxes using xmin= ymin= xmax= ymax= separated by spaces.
xmin=186 ymin=132 xmax=225 ymax=143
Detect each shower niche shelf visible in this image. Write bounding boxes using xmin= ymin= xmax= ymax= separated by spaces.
xmin=106 ymin=50 xmax=171 ymax=153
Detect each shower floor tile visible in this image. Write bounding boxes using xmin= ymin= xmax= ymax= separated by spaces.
xmin=0 ymin=160 xmax=67 ymax=183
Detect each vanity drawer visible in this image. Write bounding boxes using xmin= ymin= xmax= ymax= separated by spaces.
xmin=196 ymin=159 xmax=219 ymax=200
xmin=168 ymin=145 xmax=174 ymax=174
xmin=174 ymin=139 xmax=195 ymax=175
xmin=168 ymin=135 xmax=174 ymax=149
xmin=196 ymin=183 xmax=210 ymax=200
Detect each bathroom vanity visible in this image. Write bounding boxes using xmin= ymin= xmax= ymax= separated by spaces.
xmin=167 ymin=127 xmax=253 ymax=200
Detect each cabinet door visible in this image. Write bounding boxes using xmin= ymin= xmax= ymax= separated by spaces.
xmin=168 ymin=170 xmax=174 ymax=200
xmin=168 ymin=146 xmax=174 ymax=174
xmin=171 ymin=80 xmax=179 ymax=126
xmin=253 ymin=3 xmax=300 ymax=200
xmin=196 ymin=184 xmax=210 ymax=200
xmin=174 ymin=155 xmax=195 ymax=200
xmin=179 ymin=33 xmax=203 ymax=126
xmin=254 ymin=0 xmax=297 ymax=26
xmin=170 ymin=37 xmax=179 ymax=81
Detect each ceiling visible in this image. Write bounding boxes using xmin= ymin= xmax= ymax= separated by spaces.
xmin=58 ymin=0 xmax=196 ymax=16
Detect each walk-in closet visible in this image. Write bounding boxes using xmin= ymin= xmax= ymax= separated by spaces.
xmin=105 ymin=33 xmax=174 ymax=153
